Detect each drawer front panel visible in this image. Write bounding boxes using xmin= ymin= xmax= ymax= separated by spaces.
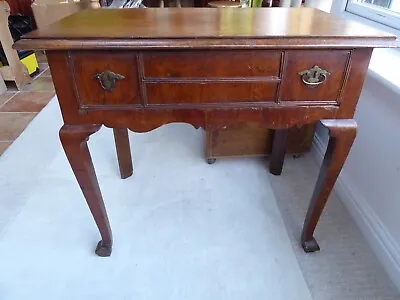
xmin=70 ymin=52 xmax=141 ymax=106
xmin=143 ymin=51 xmax=282 ymax=78
xmin=280 ymin=51 xmax=350 ymax=102
xmin=146 ymin=82 xmax=278 ymax=104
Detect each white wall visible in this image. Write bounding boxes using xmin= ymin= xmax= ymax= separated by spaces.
xmin=313 ymin=72 xmax=400 ymax=291
xmin=304 ymin=0 xmax=333 ymax=11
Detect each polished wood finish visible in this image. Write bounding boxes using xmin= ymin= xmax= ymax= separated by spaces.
xmin=70 ymin=52 xmax=141 ymax=107
xmin=143 ymin=51 xmax=282 ymax=78
xmin=269 ymin=129 xmax=289 ymax=175
xmin=146 ymin=82 xmax=278 ymax=104
xmin=14 ymin=8 xmax=396 ymax=257
xmin=336 ymin=48 xmax=375 ymax=118
xmin=280 ymin=51 xmax=350 ymax=102
xmin=143 ymin=50 xmax=280 ymax=105
xmin=113 ymin=128 xmax=133 ymax=179
xmin=301 ymin=119 xmax=357 ymax=252
xmin=59 ymin=124 xmax=112 ymax=257
xmin=22 ymin=8 xmax=395 ymax=42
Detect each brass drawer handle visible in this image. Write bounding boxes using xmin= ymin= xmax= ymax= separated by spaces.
xmin=93 ymin=70 xmax=125 ymax=92
xmin=298 ymin=66 xmax=331 ymax=89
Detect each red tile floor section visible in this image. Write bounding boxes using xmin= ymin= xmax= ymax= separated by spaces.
xmin=0 ymin=52 xmax=55 ymax=156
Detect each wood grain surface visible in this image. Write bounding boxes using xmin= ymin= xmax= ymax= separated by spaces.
xmin=143 ymin=51 xmax=282 ymax=78
xmin=23 ymin=8 xmax=395 ymax=39
xmin=280 ymin=50 xmax=350 ymax=102
xmin=146 ymin=82 xmax=278 ymax=104
xmin=70 ymin=52 xmax=141 ymax=106
xmin=14 ymin=9 xmax=397 ymax=50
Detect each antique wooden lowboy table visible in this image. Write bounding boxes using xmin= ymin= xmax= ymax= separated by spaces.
xmin=15 ymin=8 xmax=396 ymax=257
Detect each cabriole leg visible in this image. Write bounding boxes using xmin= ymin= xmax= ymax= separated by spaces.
xmin=301 ymin=119 xmax=357 ymax=252
xmin=59 ymin=124 xmax=113 ymax=257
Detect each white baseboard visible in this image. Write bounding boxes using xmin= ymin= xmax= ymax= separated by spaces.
xmin=312 ymin=134 xmax=400 ymax=292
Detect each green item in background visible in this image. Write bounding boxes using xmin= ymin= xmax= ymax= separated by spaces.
xmin=250 ymin=0 xmax=263 ymax=7
xmin=241 ymin=0 xmax=263 ymax=7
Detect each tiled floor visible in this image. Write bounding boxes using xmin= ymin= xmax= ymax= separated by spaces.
xmin=0 ymin=51 xmax=55 ymax=156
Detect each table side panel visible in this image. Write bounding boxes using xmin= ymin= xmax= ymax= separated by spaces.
xmin=336 ymin=48 xmax=373 ymax=118
xmin=47 ymin=51 xmax=82 ymax=119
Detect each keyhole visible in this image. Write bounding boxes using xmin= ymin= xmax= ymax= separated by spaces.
xmin=312 ymin=71 xmax=317 ymax=78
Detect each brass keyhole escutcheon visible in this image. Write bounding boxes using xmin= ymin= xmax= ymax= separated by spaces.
xmin=298 ymin=66 xmax=331 ymax=88
xmin=93 ymin=70 xmax=125 ymax=92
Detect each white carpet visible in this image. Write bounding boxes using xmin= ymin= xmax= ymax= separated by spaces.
xmin=268 ymin=154 xmax=400 ymax=299
xmin=0 ymin=99 xmax=312 ymax=300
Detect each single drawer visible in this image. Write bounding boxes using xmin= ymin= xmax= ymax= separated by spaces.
xmin=280 ymin=51 xmax=350 ymax=102
xmin=70 ymin=52 xmax=141 ymax=106
xmin=146 ymin=82 xmax=278 ymax=105
xmin=143 ymin=51 xmax=282 ymax=78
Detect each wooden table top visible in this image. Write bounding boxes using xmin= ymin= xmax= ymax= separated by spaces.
xmin=16 ymin=8 xmax=397 ymax=50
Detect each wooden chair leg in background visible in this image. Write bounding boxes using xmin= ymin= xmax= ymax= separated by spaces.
xmin=269 ymin=129 xmax=289 ymax=175
xmin=113 ymin=128 xmax=133 ymax=179
xmin=0 ymin=1 xmax=31 ymax=89
xmin=60 ymin=124 xmax=113 ymax=257
xmin=301 ymin=119 xmax=357 ymax=253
